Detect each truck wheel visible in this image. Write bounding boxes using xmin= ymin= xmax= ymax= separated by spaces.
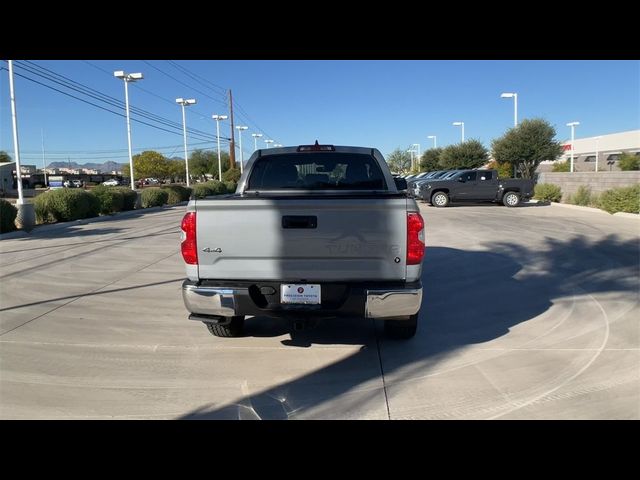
xmin=205 ymin=316 xmax=245 ymax=337
xmin=431 ymin=192 xmax=449 ymax=208
xmin=503 ymin=191 xmax=521 ymax=207
xmin=384 ymin=314 xmax=418 ymax=339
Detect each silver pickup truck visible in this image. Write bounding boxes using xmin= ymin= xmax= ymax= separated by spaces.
xmin=180 ymin=143 xmax=425 ymax=339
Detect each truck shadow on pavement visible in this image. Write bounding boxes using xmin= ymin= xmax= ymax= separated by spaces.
xmin=180 ymin=234 xmax=638 ymax=419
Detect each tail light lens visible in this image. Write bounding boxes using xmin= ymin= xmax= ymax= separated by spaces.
xmin=181 ymin=212 xmax=198 ymax=265
xmin=407 ymin=212 xmax=425 ymax=265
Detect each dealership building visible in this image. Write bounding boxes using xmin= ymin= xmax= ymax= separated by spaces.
xmin=538 ymin=129 xmax=640 ymax=172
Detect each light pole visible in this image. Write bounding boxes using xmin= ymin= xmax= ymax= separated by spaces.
xmin=41 ymin=128 xmax=48 ymax=187
xmin=114 ymin=70 xmax=143 ymax=190
xmin=212 ymin=114 xmax=228 ymax=180
xmin=407 ymin=149 xmax=416 ymax=171
xmin=8 ymin=60 xmax=35 ymax=230
xmin=265 ymin=139 xmax=274 ymax=148
xmin=176 ymin=98 xmax=196 ymax=187
xmin=236 ymin=125 xmax=248 ymax=173
xmin=500 ymin=92 xmax=518 ymax=126
xmin=252 ymin=133 xmax=263 ymax=151
xmin=273 ymin=144 xmax=283 ymax=148
xmin=566 ymin=121 xmax=580 ymax=173
xmin=427 ymin=135 xmax=437 ymax=148
xmin=452 ymin=122 xmax=465 ymax=142
xmin=594 ymin=136 xmax=601 ymax=172
xmin=412 ymin=143 xmax=421 ymax=160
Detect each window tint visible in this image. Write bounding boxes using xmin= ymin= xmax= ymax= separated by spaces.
xmin=464 ymin=171 xmax=477 ymax=181
xmin=478 ymin=171 xmax=493 ymax=180
xmin=248 ymin=153 xmax=387 ymax=190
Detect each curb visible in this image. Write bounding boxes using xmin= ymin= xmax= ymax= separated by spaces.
xmin=550 ymin=202 xmax=609 ymax=215
xmin=0 ymin=202 xmax=188 ymax=241
xmin=613 ymin=212 xmax=640 ymax=219
xmin=551 ymin=202 xmax=639 ymax=218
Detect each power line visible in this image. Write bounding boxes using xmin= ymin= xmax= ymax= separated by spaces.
xmin=141 ymin=60 xmax=228 ymax=108
xmin=166 ymin=60 xmax=228 ymax=95
xmin=7 ymin=68 xmax=217 ymax=144
xmin=81 ymin=60 xmax=217 ymax=122
xmin=162 ymin=60 xmax=277 ymax=142
xmin=16 ymin=60 xmax=220 ymax=141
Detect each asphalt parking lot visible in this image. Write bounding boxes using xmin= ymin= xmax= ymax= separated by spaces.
xmin=0 ymin=202 xmax=638 ymax=419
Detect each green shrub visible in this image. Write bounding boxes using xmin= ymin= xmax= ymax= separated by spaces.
xmin=112 ymin=187 xmax=138 ymax=210
xmin=141 ymin=187 xmax=169 ymax=208
xmin=598 ymin=184 xmax=640 ymax=214
xmin=92 ymin=185 xmax=125 ymax=214
xmin=33 ymin=189 xmax=100 ymax=223
xmin=34 ymin=190 xmax=57 ymax=223
xmin=552 ymin=160 xmax=570 ymax=172
xmin=224 ymin=181 xmax=237 ymax=194
xmin=162 ymin=185 xmax=192 ymax=204
xmin=206 ymin=180 xmax=227 ymax=195
xmin=0 ymin=199 xmax=17 ymax=233
xmin=570 ymin=185 xmax=592 ymax=206
xmin=222 ymin=168 xmax=241 ymax=183
xmin=619 ymin=153 xmax=640 ymax=171
xmin=192 ymin=183 xmax=214 ymax=199
xmin=534 ymin=183 xmax=562 ymax=202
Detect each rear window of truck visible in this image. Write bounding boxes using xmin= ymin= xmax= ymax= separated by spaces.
xmin=247 ymin=153 xmax=388 ymax=190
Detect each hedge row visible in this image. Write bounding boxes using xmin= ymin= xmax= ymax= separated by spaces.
xmin=537 ymin=182 xmax=639 ymax=214
xmin=192 ymin=180 xmax=236 ymax=199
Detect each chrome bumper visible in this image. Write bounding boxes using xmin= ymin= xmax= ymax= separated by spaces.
xmin=182 ymin=283 xmax=248 ymax=317
xmin=365 ymin=288 xmax=422 ymax=319
xmin=182 ymin=281 xmax=422 ymax=320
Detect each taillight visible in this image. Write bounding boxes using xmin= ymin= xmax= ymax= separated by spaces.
xmin=181 ymin=212 xmax=198 ymax=265
xmin=407 ymin=212 xmax=425 ymax=265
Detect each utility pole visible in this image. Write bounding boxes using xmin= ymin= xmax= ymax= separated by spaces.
xmin=228 ymin=89 xmax=236 ymax=170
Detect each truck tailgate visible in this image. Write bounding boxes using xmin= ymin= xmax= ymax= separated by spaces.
xmin=195 ymin=197 xmax=408 ymax=282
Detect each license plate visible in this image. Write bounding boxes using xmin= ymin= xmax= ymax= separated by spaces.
xmin=280 ymin=284 xmax=321 ymax=305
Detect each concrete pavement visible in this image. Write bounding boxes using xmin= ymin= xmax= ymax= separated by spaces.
xmin=0 ymin=202 xmax=638 ymax=419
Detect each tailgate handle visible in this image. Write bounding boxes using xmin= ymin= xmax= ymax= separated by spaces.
xmin=282 ymin=215 xmax=317 ymax=229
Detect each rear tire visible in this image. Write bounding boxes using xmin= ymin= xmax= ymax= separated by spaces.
xmin=503 ymin=191 xmax=521 ymax=207
xmin=431 ymin=192 xmax=449 ymax=208
xmin=384 ymin=314 xmax=418 ymax=339
xmin=205 ymin=316 xmax=245 ymax=337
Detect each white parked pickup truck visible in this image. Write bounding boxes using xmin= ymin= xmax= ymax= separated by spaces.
xmin=180 ymin=142 xmax=425 ymax=339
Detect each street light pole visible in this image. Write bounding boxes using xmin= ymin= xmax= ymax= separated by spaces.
xmin=212 ymin=114 xmax=228 ymax=180
xmin=8 ymin=60 xmax=36 ymax=230
xmin=114 ymin=70 xmax=143 ymax=190
xmin=176 ymin=98 xmax=196 ymax=187
xmin=427 ymin=135 xmax=437 ymax=148
xmin=265 ymin=139 xmax=274 ymax=148
xmin=594 ymin=136 xmax=601 ymax=172
xmin=236 ymin=126 xmax=248 ymax=173
xmin=8 ymin=60 xmax=24 ymax=203
xmin=41 ymin=128 xmax=47 ymax=187
xmin=500 ymin=92 xmax=518 ymax=126
xmin=452 ymin=122 xmax=464 ymax=142
xmin=566 ymin=121 xmax=580 ymax=173
xmin=252 ymin=133 xmax=263 ymax=151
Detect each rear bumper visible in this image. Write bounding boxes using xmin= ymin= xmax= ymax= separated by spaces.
xmin=182 ymin=280 xmax=422 ymax=321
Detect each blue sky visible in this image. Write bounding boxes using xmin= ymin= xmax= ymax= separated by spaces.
xmin=1 ymin=60 xmax=638 ymax=166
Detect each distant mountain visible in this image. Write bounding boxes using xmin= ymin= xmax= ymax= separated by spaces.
xmin=46 ymin=161 xmax=126 ymax=172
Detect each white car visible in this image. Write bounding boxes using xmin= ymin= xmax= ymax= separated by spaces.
xmin=102 ymin=179 xmax=120 ymax=186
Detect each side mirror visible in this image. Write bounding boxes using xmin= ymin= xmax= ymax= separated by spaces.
xmin=394 ymin=177 xmax=407 ymax=190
